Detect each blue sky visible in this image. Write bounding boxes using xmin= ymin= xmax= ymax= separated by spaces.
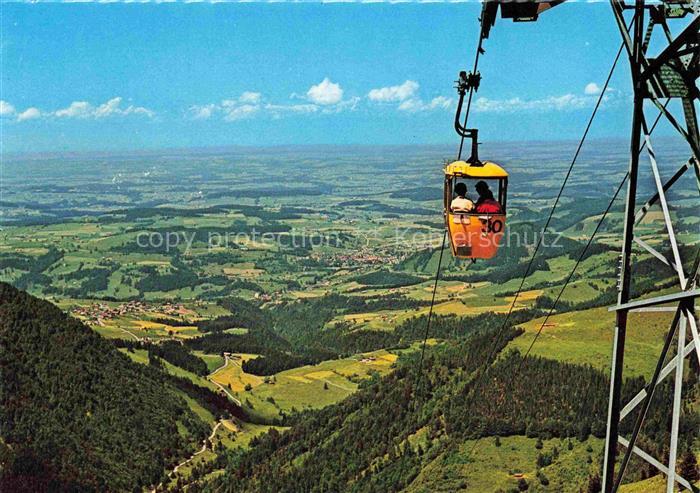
xmin=2 ymin=3 xmax=640 ymax=153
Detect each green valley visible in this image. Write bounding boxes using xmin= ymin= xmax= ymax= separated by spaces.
xmin=1 ymin=143 xmax=697 ymax=492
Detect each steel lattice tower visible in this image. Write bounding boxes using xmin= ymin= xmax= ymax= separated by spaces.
xmin=478 ymin=1 xmax=699 ymax=491
xmin=601 ymin=2 xmax=699 ymax=492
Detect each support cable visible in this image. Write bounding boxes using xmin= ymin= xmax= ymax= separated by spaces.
xmin=520 ymin=100 xmax=669 ymax=364
xmin=415 ymin=23 xmax=485 ymax=394
xmin=521 ymin=172 xmax=628 ymax=363
xmin=414 ymin=229 xmax=448 ymax=397
xmin=475 ymin=35 xmax=627 ymax=386
xmin=457 ymin=33 xmax=631 ymax=461
xmin=464 ymin=80 xmax=668 ymax=464
xmin=463 ymin=170 xmax=627 ymax=460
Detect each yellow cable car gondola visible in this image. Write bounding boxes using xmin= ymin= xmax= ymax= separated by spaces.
xmin=444 ymin=71 xmax=508 ymax=260
xmin=444 ymin=159 xmax=507 ymax=259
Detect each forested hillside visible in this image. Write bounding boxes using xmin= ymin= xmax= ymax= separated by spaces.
xmin=203 ymin=318 xmax=700 ymax=493
xmin=0 ymin=283 xmax=210 ymax=492
xmin=2 ymin=143 xmax=697 ymax=491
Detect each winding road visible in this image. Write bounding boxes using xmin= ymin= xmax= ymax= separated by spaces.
xmin=151 ymin=355 xmax=241 ymax=492
xmin=151 ymin=420 xmax=224 ymax=492
xmin=119 ymin=326 xmax=142 ymax=341
xmin=208 ymin=354 xmax=242 ymax=406
xmin=171 ymin=420 xmax=223 ymax=474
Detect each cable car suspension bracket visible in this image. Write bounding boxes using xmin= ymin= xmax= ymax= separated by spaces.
xmin=454 ymin=70 xmax=483 ymax=166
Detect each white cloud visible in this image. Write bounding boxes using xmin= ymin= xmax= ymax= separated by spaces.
xmin=190 ymin=85 xmax=357 ymax=122
xmin=189 ymin=104 xmax=217 ymax=120
xmin=368 ymin=80 xmax=419 ymax=102
xmin=54 ymin=97 xmax=154 ymax=119
xmin=307 ymin=78 xmax=343 ymax=105
xmin=99 ymin=97 xmax=154 ymax=118
xmin=584 ymin=82 xmax=602 ymax=95
xmin=128 ymin=106 xmax=155 ymax=117
xmin=367 ymin=81 xmax=450 ymax=113
xmin=239 ymin=91 xmax=261 ymax=104
xmin=427 ymin=96 xmax=452 ymax=110
xmin=95 ymin=98 xmax=123 ymax=118
xmin=222 ymin=102 xmax=260 ymax=121
xmin=264 ymin=103 xmax=319 ymax=120
xmin=322 ymin=96 xmax=361 ymax=114
xmin=475 ymin=89 xmax=627 ymax=113
xmin=474 ymin=93 xmax=598 ymax=113
xmin=398 ymin=96 xmax=453 ymax=112
xmin=55 ymin=101 xmax=93 ymax=118
xmin=397 ymin=99 xmax=419 ymax=112
xmin=187 ymin=92 xmax=265 ymax=121
xmin=0 ymin=99 xmax=147 ymax=122
xmin=265 ymin=103 xmax=319 ymax=115
xmin=0 ymin=100 xmax=16 ymax=116
xmin=17 ymin=107 xmax=41 ymax=121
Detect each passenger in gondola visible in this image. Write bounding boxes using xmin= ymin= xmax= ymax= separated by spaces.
xmin=450 ymin=182 xmax=474 ymax=213
xmin=474 ymin=180 xmax=502 ymax=214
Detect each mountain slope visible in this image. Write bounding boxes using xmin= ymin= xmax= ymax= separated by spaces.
xmin=0 ymin=283 xmax=208 ymax=492
xmin=203 ymin=311 xmax=699 ymax=493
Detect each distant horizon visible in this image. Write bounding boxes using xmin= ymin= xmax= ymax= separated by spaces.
xmin=1 ymin=135 xmax=666 ymax=161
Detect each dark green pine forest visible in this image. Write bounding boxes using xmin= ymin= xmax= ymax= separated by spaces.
xmin=201 ymin=315 xmax=699 ymax=493
xmin=0 ymin=282 xmax=230 ymax=492
xmin=1 ymin=142 xmax=698 ymax=492
xmin=2 ymin=282 xmax=698 ymax=492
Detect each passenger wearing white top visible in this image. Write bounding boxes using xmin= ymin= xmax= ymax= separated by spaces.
xmin=450 ymin=182 xmax=474 ymax=213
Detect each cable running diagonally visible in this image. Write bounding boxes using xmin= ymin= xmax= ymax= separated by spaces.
xmin=473 ymin=35 xmax=627 ymax=381
xmin=415 ymin=26 xmax=487 ymax=395
xmin=414 ymin=229 xmax=448 ymax=396
xmin=458 ymin=34 xmax=630 ymax=461
xmin=464 ymin=98 xmax=671 ymax=462
xmin=520 ymin=101 xmax=671 ymax=363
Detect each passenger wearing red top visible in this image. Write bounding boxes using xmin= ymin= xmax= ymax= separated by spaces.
xmin=474 ymin=181 xmax=502 ymax=214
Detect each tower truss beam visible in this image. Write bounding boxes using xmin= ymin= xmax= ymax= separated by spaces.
xmin=602 ymin=1 xmax=699 ymax=491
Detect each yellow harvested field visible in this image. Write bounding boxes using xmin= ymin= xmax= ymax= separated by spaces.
xmin=445 ymin=283 xmax=468 ymax=292
xmin=375 ymin=353 xmax=398 ymax=364
xmin=223 ymin=267 xmax=264 ymax=277
xmin=288 ymin=288 xmax=330 ymax=298
xmin=304 ymin=370 xmax=335 ymax=380
xmin=431 ymin=300 xmax=473 ymax=315
xmin=428 ymin=300 xmax=515 ymax=316
xmin=221 ymin=419 xmax=238 ymax=432
xmin=236 ymin=238 xmax=276 ymax=250
xmin=231 ymin=353 xmax=260 ymax=363
xmin=131 ymin=320 xmax=199 ymax=336
xmin=639 ymin=210 xmax=665 ymax=222
xmin=509 ymin=289 xmax=544 ymax=302
xmin=7 ymin=247 xmax=49 ymax=255
xmin=134 ymin=320 xmax=168 ymax=329
xmin=210 ymin=356 xmax=264 ymax=392
xmin=341 ymin=313 xmax=378 ymax=322
xmin=136 ymin=260 xmax=170 ymax=266
xmin=288 ymin=375 xmax=313 ymax=383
